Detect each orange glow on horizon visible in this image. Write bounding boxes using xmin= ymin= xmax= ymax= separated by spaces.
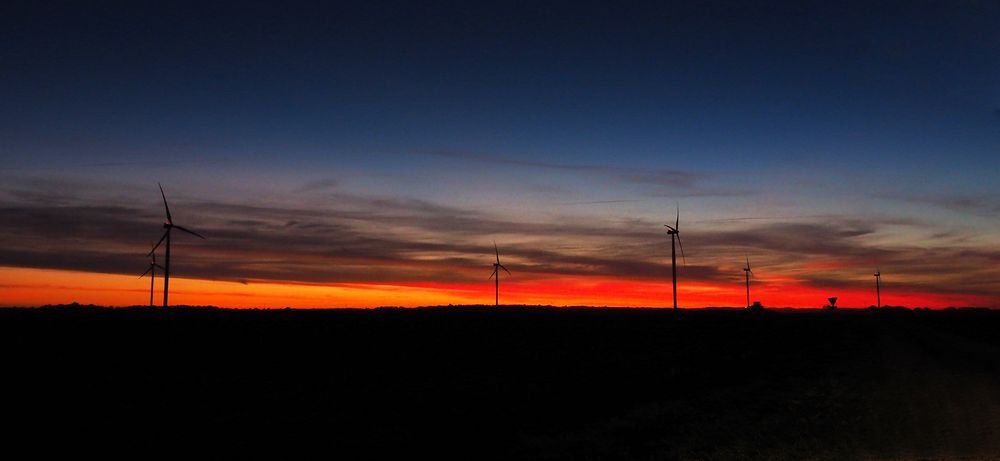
xmin=0 ymin=266 xmax=993 ymax=309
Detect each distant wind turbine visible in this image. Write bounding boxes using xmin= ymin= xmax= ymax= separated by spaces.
xmin=874 ymin=269 xmax=882 ymax=308
xmin=489 ymin=242 xmax=511 ymax=306
xmin=149 ymin=183 xmax=205 ymax=307
xmin=743 ymin=256 xmax=753 ymax=309
xmin=139 ymin=245 xmax=165 ymax=307
xmin=663 ymin=205 xmax=686 ymax=310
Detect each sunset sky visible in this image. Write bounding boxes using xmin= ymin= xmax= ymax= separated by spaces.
xmin=2 ymin=1 xmax=999 ymax=308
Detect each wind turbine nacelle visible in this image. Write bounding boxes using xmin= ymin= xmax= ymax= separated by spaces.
xmin=164 ymin=222 xmax=171 ymax=228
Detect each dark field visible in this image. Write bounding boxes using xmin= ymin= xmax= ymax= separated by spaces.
xmin=3 ymin=306 xmax=999 ymax=459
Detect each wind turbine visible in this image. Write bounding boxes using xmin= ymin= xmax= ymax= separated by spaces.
xmin=743 ymin=256 xmax=753 ymax=309
xmin=139 ymin=245 xmax=165 ymax=307
xmin=489 ymin=242 xmax=511 ymax=306
xmin=149 ymin=183 xmax=205 ymax=307
xmin=874 ymin=269 xmax=881 ymax=308
xmin=663 ymin=205 xmax=686 ymax=310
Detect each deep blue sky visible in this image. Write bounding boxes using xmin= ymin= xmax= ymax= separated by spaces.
xmin=4 ymin=1 xmax=997 ymax=170
xmin=2 ymin=1 xmax=1000 ymax=306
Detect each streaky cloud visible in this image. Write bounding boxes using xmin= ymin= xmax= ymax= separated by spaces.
xmin=1 ymin=177 xmax=999 ymax=299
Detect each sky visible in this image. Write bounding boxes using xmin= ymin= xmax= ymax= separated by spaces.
xmin=2 ymin=1 xmax=999 ymax=308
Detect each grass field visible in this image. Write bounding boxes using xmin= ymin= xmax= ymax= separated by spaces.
xmin=3 ymin=306 xmax=998 ymax=459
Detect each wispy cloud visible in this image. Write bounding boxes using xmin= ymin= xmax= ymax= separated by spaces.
xmin=420 ymin=149 xmax=748 ymax=197
xmin=424 ymin=149 xmax=698 ymax=183
xmin=560 ymin=199 xmax=648 ymax=206
xmin=1 ymin=176 xmax=998 ymax=300
xmin=295 ymin=178 xmax=340 ymax=193
xmin=882 ymin=191 xmax=1000 ymax=217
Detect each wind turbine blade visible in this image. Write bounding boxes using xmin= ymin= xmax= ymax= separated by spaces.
xmin=663 ymin=224 xmax=676 ymax=232
xmin=499 ymin=264 xmax=511 ymax=276
xmin=677 ymin=234 xmax=686 ymax=265
xmin=173 ymin=225 xmax=206 ymax=239
xmin=139 ymin=266 xmax=153 ymax=278
xmin=675 ymin=204 xmax=679 ymax=230
xmin=155 ymin=264 xmax=165 ymax=270
xmin=149 ymin=231 xmax=169 ymax=256
xmin=489 ymin=269 xmax=496 ymax=280
xmin=494 ymin=241 xmax=500 ymax=264
xmin=158 ymin=183 xmax=172 ymax=224
xmin=746 ymin=255 xmax=751 ymax=271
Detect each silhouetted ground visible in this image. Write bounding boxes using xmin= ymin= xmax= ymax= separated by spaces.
xmin=2 ymin=306 xmax=999 ymax=459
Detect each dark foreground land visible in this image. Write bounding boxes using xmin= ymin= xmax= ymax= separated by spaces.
xmin=3 ymin=306 xmax=999 ymax=459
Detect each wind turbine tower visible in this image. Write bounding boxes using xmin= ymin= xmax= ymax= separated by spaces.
xmin=489 ymin=242 xmax=511 ymax=306
xmin=743 ymin=256 xmax=753 ymax=309
xmin=139 ymin=247 xmax=164 ymax=307
xmin=149 ymin=183 xmax=205 ymax=307
xmin=663 ymin=206 xmax=686 ymax=310
xmin=874 ymin=269 xmax=882 ymax=308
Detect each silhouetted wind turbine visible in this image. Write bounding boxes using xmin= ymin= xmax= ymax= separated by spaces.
xmin=489 ymin=242 xmax=511 ymax=306
xmin=743 ymin=256 xmax=753 ymax=309
xmin=149 ymin=183 xmax=205 ymax=307
xmin=139 ymin=245 xmax=165 ymax=307
xmin=664 ymin=206 xmax=686 ymax=309
xmin=874 ymin=269 xmax=881 ymax=308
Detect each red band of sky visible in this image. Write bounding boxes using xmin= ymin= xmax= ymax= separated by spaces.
xmin=2 ymin=267 xmax=991 ymax=309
